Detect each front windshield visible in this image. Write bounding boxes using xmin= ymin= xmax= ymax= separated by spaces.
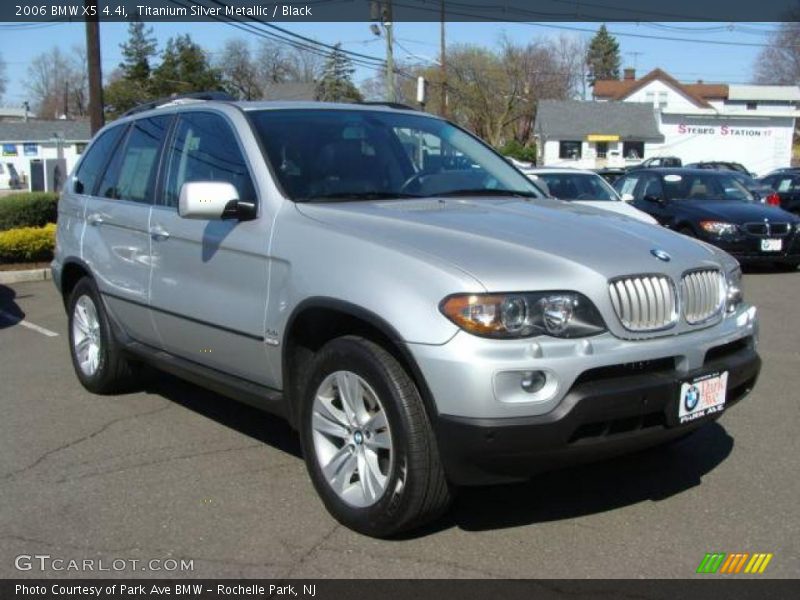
xmin=664 ymin=172 xmax=755 ymax=202
xmin=535 ymin=173 xmax=618 ymax=202
xmin=248 ymin=109 xmax=542 ymax=201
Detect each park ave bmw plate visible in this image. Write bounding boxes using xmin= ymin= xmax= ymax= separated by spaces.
xmin=678 ymin=371 xmax=728 ymax=424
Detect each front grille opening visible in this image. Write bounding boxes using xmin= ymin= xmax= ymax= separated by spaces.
xmin=704 ymin=337 xmax=751 ymax=364
xmin=569 ymin=411 xmax=667 ymax=444
xmin=573 ymin=357 xmax=676 ymax=387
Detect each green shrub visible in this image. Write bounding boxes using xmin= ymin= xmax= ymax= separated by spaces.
xmin=499 ymin=139 xmax=537 ymax=164
xmin=0 ymin=223 xmax=56 ymax=263
xmin=0 ymin=192 xmax=59 ymax=231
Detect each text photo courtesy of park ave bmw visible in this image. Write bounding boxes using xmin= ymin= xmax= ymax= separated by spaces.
xmin=0 ymin=0 xmax=799 ymax=596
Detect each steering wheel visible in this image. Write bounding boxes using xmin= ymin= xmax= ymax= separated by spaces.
xmin=399 ymin=172 xmax=425 ymax=194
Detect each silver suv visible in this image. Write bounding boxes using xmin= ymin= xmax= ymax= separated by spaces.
xmin=53 ymin=98 xmax=761 ymax=537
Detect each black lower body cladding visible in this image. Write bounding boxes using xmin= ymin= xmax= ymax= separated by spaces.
xmin=436 ymin=343 xmax=760 ymax=486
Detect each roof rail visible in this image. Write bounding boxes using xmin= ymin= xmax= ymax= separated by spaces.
xmin=357 ymin=101 xmax=419 ymax=111
xmin=121 ymin=91 xmax=236 ymax=117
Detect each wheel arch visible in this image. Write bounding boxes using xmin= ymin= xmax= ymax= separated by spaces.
xmin=281 ymin=297 xmax=439 ymax=429
xmin=59 ymin=258 xmax=94 ymax=309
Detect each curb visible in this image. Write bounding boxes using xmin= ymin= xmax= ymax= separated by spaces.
xmin=0 ymin=268 xmax=51 ymax=285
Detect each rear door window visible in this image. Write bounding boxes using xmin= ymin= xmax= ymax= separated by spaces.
xmin=73 ymin=125 xmax=126 ymax=195
xmin=97 ymin=116 xmax=171 ymax=203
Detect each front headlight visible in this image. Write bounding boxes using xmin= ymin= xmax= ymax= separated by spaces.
xmin=725 ymin=266 xmax=744 ymax=314
xmin=699 ymin=221 xmax=739 ymax=236
xmin=440 ymin=292 xmax=606 ymax=339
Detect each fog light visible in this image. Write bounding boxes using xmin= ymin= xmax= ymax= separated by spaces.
xmin=520 ymin=370 xmax=547 ymax=393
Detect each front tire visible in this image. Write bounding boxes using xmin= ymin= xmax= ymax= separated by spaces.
xmin=299 ymin=336 xmax=451 ymax=537
xmin=67 ymin=277 xmax=138 ymax=394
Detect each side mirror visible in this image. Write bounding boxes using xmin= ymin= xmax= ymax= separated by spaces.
xmin=178 ymin=181 xmax=255 ymax=220
xmin=620 ymin=193 xmax=634 ymax=202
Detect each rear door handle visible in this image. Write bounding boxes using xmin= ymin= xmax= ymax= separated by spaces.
xmin=87 ymin=213 xmax=104 ymax=226
xmin=149 ymin=225 xmax=170 ymax=241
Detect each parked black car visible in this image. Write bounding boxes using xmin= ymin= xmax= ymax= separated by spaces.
xmin=631 ymin=156 xmax=682 ymax=169
xmin=758 ymin=171 xmax=800 ymax=215
xmin=614 ymin=168 xmax=800 ymax=268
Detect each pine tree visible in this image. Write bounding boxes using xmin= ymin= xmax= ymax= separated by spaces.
xmin=315 ymin=44 xmax=363 ymax=103
xmin=151 ymin=35 xmax=223 ymax=97
xmin=586 ymin=24 xmax=621 ymax=86
xmin=120 ymin=21 xmax=157 ymax=84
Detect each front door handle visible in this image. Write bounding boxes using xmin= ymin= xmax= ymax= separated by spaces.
xmin=87 ymin=213 xmax=104 ymax=226
xmin=149 ymin=225 xmax=170 ymax=241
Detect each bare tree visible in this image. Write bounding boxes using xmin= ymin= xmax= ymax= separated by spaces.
xmin=26 ymin=46 xmax=88 ymax=118
xmin=754 ymin=21 xmax=800 ymax=85
xmin=218 ymin=39 xmax=263 ymax=100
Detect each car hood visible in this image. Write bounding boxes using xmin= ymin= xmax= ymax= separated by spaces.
xmin=296 ymin=197 xmax=731 ymax=291
xmin=673 ymin=199 xmax=798 ymax=222
xmin=574 ymin=200 xmax=659 ymax=224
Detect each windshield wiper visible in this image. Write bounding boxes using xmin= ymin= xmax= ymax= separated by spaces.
xmin=428 ymin=188 xmax=538 ymax=199
xmin=302 ymin=192 xmax=422 ymax=203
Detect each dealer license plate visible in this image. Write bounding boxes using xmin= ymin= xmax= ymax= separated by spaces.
xmin=761 ymin=238 xmax=782 ymax=252
xmin=678 ymin=372 xmax=728 ymax=424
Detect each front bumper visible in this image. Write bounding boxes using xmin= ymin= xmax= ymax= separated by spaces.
xmin=700 ymin=231 xmax=800 ymax=263
xmin=436 ymin=342 xmax=760 ymax=485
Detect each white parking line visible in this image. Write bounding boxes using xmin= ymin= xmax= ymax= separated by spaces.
xmin=0 ymin=310 xmax=59 ymax=337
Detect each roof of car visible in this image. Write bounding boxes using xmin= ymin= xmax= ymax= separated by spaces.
xmin=526 ymin=167 xmax=599 ymax=176
xmin=625 ymin=167 xmax=735 ymax=176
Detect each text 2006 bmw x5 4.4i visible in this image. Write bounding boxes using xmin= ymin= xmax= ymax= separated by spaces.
xmin=52 ymin=97 xmax=760 ymax=537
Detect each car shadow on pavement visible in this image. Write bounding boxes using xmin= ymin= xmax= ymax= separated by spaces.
xmin=0 ymin=284 xmax=25 ymax=329
xmin=141 ymin=371 xmax=303 ymax=459
xmin=403 ymin=421 xmax=733 ymax=538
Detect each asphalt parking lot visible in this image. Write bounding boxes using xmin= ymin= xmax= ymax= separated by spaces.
xmin=0 ymin=271 xmax=798 ymax=579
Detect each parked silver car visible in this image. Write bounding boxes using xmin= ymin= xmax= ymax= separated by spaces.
xmin=53 ymin=98 xmax=761 ymax=537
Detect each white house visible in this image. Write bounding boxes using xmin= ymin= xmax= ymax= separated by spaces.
xmin=592 ymin=68 xmax=800 ymax=176
xmin=534 ymin=99 xmax=665 ymax=169
xmin=0 ymin=119 xmax=91 ymax=191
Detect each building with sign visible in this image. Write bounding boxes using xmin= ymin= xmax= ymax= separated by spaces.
xmin=595 ymin=68 xmax=799 ymax=175
xmin=0 ymin=119 xmax=91 ymax=191
xmin=534 ymin=99 xmax=665 ymax=169
xmin=535 ymin=69 xmax=800 ymax=176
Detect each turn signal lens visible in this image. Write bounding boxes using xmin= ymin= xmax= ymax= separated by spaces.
xmin=440 ymin=292 xmax=606 ymax=339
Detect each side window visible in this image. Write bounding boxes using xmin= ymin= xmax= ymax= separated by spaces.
xmin=616 ymin=175 xmax=640 ymax=198
xmin=73 ymin=125 xmax=125 ymax=195
xmin=776 ymin=177 xmax=794 ymax=192
xmin=640 ymin=175 xmax=664 ymax=200
xmin=97 ymin=116 xmax=171 ymax=203
xmin=163 ymin=112 xmax=255 ymax=208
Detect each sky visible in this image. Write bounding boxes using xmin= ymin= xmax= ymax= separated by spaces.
xmin=0 ymin=20 xmax=778 ymax=107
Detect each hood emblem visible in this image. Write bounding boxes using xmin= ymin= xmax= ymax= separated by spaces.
xmin=651 ymin=248 xmax=671 ymax=262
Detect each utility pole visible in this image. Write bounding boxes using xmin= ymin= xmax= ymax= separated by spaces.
xmin=84 ymin=0 xmax=104 ymax=134
xmin=384 ymin=2 xmax=395 ymax=103
xmin=440 ymin=0 xmax=447 ymax=117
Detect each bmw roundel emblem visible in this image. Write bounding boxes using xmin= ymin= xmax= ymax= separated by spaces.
xmin=684 ymin=386 xmax=700 ymax=412
xmin=651 ymin=248 xmax=671 ymax=262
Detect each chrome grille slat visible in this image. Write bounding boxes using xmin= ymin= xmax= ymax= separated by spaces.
xmin=682 ymin=269 xmax=724 ymax=325
xmin=608 ymin=275 xmax=677 ymax=332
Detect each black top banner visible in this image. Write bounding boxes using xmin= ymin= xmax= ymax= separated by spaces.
xmin=4 ymin=0 xmax=800 ymax=22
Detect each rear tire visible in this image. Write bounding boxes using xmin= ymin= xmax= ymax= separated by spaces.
xmin=67 ymin=277 xmax=139 ymax=394
xmin=299 ymin=336 xmax=451 ymax=537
